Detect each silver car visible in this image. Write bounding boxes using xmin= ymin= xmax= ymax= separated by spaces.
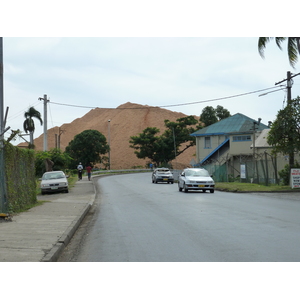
xmin=178 ymin=168 xmax=215 ymax=193
xmin=152 ymin=168 xmax=174 ymax=184
xmin=40 ymin=171 xmax=69 ymax=195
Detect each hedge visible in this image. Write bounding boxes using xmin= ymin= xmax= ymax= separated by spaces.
xmin=4 ymin=143 xmax=37 ymax=213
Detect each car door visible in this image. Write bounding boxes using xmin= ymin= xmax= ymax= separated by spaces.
xmin=178 ymin=171 xmax=185 ymax=188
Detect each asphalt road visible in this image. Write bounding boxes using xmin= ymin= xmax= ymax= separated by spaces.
xmin=61 ymin=173 xmax=300 ymax=262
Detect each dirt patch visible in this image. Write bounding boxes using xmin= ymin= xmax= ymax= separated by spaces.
xmin=18 ymin=102 xmax=199 ymax=169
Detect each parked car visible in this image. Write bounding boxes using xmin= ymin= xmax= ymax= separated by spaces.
xmin=152 ymin=168 xmax=174 ymax=184
xmin=40 ymin=171 xmax=69 ymax=195
xmin=178 ymin=168 xmax=215 ymax=193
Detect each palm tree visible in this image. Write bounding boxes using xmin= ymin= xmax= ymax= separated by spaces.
xmin=23 ymin=107 xmax=43 ymax=148
xmin=258 ymin=37 xmax=300 ymax=69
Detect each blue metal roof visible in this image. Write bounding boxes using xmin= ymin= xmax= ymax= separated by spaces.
xmin=191 ymin=113 xmax=269 ymax=137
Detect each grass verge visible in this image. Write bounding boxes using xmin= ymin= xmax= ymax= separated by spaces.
xmin=215 ymin=182 xmax=297 ymax=193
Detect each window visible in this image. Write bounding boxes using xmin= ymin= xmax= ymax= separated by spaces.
xmin=204 ymin=137 xmax=211 ymax=148
xmin=233 ymin=135 xmax=251 ymax=142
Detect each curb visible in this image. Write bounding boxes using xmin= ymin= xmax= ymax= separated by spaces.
xmin=41 ymin=182 xmax=97 ymax=262
xmin=41 ymin=203 xmax=92 ymax=262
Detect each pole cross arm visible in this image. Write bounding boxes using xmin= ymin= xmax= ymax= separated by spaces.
xmin=0 ymin=126 xmax=10 ymax=136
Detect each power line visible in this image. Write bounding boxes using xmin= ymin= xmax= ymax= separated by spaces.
xmin=49 ymin=86 xmax=286 ymax=110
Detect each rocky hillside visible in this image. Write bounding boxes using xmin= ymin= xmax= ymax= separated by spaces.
xmin=19 ymin=102 xmax=199 ymax=169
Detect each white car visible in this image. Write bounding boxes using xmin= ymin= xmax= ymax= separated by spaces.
xmin=178 ymin=168 xmax=215 ymax=193
xmin=152 ymin=168 xmax=174 ymax=184
xmin=40 ymin=171 xmax=69 ymax=195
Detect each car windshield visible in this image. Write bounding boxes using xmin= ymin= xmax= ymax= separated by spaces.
xmin=157 ymin=169 xmax=170 ymax=173
xmin=43 ymin=172 xmax=65 ymax=180
xmin=185 ymin=169 xmax=209 ymax=177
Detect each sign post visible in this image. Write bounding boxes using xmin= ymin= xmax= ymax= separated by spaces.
xmin=290 ymin=168 xmax=300 ymax=189
xmin=240 ymin=164 xmax=246 ymax=180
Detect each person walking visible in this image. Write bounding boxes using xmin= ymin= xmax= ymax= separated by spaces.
xmin=77 ymin=162 xmax=83 ymax=180
xmin=86 ymin=165 xmax=92 ymax=181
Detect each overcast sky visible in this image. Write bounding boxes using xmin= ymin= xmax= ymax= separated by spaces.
xmin=2 ymin=2 xmax=299 ymax=147
xmin=3 ymin=36 xmax=299 ymax=144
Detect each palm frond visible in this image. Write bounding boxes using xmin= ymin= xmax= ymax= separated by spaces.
xmin=258 ymin=37 xmax=272 ymax=58
xmin=287 ymin=37 xmax=298 ymax=68
xmin=258 ymin=37 xmax=300 ymax=69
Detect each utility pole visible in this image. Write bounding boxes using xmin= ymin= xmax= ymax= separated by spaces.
xmin=39 ymin=94 xmax=49 ymax=151
xmin=287 ymin=71 xmax=292 ymax=105
xmin=275 ymin=71 xmax=300 ymax=105
xmin=108 ymin=119 xmax=111 ymax=170
xmin=252 ymin=118 xmax=261 ymax=183
xmin=0 ymin=37 xmax=8 ymax=216
xmin=275 ymin=71 xmax=300 ymax=168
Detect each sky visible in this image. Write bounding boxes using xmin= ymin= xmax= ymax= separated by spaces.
xmin=3 ymin=36 xmax=300 ymax=145
xmin=1 ymin=2 xmax=299 ymax=148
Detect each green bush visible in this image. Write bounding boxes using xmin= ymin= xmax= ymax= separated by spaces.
xmin=35 ymin=148 xmax=73 ymax=177
xmin=278 ymin=162 xmax=300 ymax=185
xmin=4 ymin=143 xmax=37 ymax=213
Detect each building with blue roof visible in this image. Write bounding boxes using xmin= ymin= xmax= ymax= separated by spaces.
xmin=190 ymin=113 xmax=269 ymax=180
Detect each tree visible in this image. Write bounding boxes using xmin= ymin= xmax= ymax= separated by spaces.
xmin=163 ymin=115 xmax=199 ymax=156
xmin=65 ymin=129 xmax=109 ymax=168
xmin=129 ymin=127 xmax=161 ymax=165
xmin=200 ymin=106 xmax=218 ymax=126
xmin=23 ymin=107 xmax=43 ymax=148
xmin=200 ymin=105 xmax=231 ymax=127
xmin=215 ymin=105 xmax=231 ymax=120
xmin=258 ymin=37 xmax=300 ymax=68
xmin=129 ymin=116 xmax=199 ymax=166
xmin=267 ymin=97 xmax=300 ymax=168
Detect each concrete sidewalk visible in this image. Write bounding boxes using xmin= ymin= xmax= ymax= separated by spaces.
xmin=0 ymin=178 xmax=95 ymax=262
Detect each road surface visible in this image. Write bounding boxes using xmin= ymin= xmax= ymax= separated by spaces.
xmin=60 ymin=173 xmax=300 ymax=262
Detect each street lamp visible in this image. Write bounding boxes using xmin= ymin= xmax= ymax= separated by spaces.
xmin=108 ymin=119 xmax=111 ymax=170
xmin=252 ymin=118 xmax=261 ymax=183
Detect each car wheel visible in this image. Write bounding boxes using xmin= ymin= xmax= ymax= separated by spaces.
xmin=210 ymin=189 xmax=214 ymax=193
xmin=178 ymin=183 xmax=182 ymax=192
xmin=65 ymin=189 xmax=69 ymax=193
xmin=184 ymin=184 xmax=188 ymax=193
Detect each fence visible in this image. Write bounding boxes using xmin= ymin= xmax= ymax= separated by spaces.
xmin=200 ymin=152 xmax=284 ymax=185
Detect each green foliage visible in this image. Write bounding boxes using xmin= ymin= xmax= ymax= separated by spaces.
xmin=278 ymin=162 xmax=300 ymax=186
xmin=23 ymin=106 xmax=43 ymax=146
xmin=278 ymin=164 xmax=291 ymax=186
xmin=200 ymin=106 xmax=218 ymax=126
xmin=65 ymin=129 xmax=109 ymax=168
xmin=23 ymin=107 xmax=43 ymax=132
xmin=35 ymin=148 xmax=73 ymax=177
xmin=129 ymin=127 xmax=161 ymax=163
xmin=129 ymin=116 xmax=200 ymax=166
xmin=200 ymin=105 xmax=231 ymax=127
xmin=267 ymin=97 xmax=300 ymax=167
xmin=258 ymin=37 xmax=300 ymax=68
xmin=4 ymin=143 xmax=37 ymax=213
xmin=215 ymin=105 xmax=231 ymax=120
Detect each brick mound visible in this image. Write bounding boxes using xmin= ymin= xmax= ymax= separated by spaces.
xmin=18 ymin=102 xmax=198 ymax=169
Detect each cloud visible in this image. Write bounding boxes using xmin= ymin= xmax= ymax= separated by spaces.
xmin=2 ymin=37 xmax=300 ymax=145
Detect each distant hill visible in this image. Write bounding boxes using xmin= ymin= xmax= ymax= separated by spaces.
xmin=18 ymin=102 xmax=199 ymax=169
